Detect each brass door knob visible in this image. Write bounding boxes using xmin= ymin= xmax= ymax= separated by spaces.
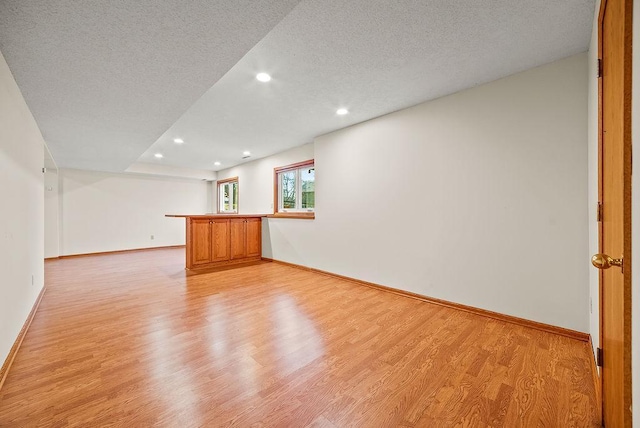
xmin=591 ymin=253 xmax=624 ymax=270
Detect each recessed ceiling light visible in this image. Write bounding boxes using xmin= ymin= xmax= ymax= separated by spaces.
xmin=336 ymin=108 xmax=349 ymax=115
xmin=214 ymin=161 xmax=221 ymax=166
xmin=256 ymin=73 xmax=271 ymax=82
xmin=154 ymin=153 xmax=163 ymax=158
xmin=242 ymin=151 xmax=251 ymax=156
xmin=173 ymin=138 xmax=184 ymax=144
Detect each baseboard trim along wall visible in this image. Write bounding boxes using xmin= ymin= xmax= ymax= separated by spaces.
xmin=262 ymin=257 xmax=590 ymax=342
xmin=56 ymin=245 xmax=186 ymax=259
xmin=0 ymin=286 xmax=46 ymax=391
xmin=588 ymin=335 xmax=602 ymax=418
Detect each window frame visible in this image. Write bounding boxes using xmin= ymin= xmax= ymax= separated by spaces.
xmin=272 ymin=160 xmax=315 ymax=219
xmin=217 ymin=176 xmax=239 ymax=214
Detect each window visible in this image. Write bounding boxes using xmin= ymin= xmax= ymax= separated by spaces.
xmin=273 ymin=160 xmax=315 ymax=218
xmin=217 ymin=177 xmax=238 ymax=213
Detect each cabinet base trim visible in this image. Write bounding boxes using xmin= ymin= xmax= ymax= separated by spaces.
xmin=188 ymin=256 xmax=263 ymax=271
xmin=261 ymin=257 xmax=589 ymax=342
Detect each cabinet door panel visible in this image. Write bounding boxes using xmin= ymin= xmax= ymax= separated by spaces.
xmin=190 ymin=219 xmax=212 ymax=266
xmin=246 ymin=218 xmax=261 ymax=258
xmin=211 ymin=219 xmax=230 ymax=262
xmin=230 ymin=219 xmax=246 ymax=260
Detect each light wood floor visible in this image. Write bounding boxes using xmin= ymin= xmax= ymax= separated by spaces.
xmin=0 ymin=248 xmax=599 ymax=427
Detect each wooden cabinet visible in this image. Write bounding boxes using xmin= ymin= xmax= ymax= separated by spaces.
xmin=230 ymin=219 xmax=246 ymax=260
xmin=184 ymin=215 xmax=263 ymax=270
xmin=246 ymin=218 xmax=262 ymax=257
xmin=190 ymin=218 xmax=213 ymax=267
xmin=229 ymin=218 xmax=262 ymax=260
xmin=211 ymin=219 xmax=230 ymax=262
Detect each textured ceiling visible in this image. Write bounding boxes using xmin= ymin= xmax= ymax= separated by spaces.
xmin=0 ymin=0 xmax=301 ymax=171
xmin=1 ymin=0 xmax=595 ymax=173
xmin=140 ymin=0 xmax=596 ymax=171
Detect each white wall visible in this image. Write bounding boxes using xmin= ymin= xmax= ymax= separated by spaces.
xmin=206 ymin=180 xmax=214 ymax=214
xmin=220 ymin=54 xmax=590 ymax=332
xmin=0 ymin=50 xmax=45 ymax=366
xmin=587 ymin=0 xmax=601 ymax=363
xmin=58 ymin=169 xmax=210 ymax=256
xmin=44 ymin=168 xmax=60 ymax=258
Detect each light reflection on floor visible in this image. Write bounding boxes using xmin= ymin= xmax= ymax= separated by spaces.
xmin=146 ymin=315 xmax=200 ymax=425
xmin=270 ymin=294 xmax=325 ymax=374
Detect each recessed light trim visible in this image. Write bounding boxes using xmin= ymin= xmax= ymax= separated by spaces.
xmin=173 ymin=138 xmax=184 ymax=144
xmin=256 ymin=73 xmax=271 ymax=82
xmin=214 ymin=161 xmax=221 ymax=166
xmin=154 ymin=153 xmax=163 ymax=158
xmin=336 ymin=108 xmax=349 ymax=115
xmin=242 ymin=151 xmax=251 ymax=157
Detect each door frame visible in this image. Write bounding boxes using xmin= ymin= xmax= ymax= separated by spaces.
xmin=597 ymin=0 xmax=633 ymax=425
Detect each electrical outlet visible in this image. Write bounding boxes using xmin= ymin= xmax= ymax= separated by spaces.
xmin=31 ymin=274 xmax=34 ymax=286
xmin=150 ymin=235 xmax=155 ymax=240
xmin=590 ymin=298 xmax=593 ymax=314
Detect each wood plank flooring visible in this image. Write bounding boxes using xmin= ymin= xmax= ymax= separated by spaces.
xmin=0 ymin=248 xmax=599 ymax=427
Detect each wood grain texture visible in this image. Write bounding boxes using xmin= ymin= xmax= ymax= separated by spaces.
xmin=273 ymin=159 xmax=315 ymax=175
xmin=216 ymin=176 xmax=239 ymax=185
xmin=211 ymin=219 xmax=231 ymax=262
xmin=598 ymin=0 xmax=633 ymax=425
xmin=0 ymin=248 xmax=599 ymax=427
xmin=166 ymin=214 xmax=267 ymax=219
xmin=262 ymin=258 xmax=590 ymax=342
xmin=245 ymin=218 xmax=262 ymax=258
xmin=267 ymin=213 xmax=316 ymax=219
xmin=588 ymin=335 xmax=602 ymax=422
xmin=0 ymin=286 xmax=46 ymax=391
xmin=230 ymin=218 xmax=246 ymax=260
xmin=190 ymin=218 xmax=213 ymax=267
xmin=183 ymin=216 xmax=262 ymax=270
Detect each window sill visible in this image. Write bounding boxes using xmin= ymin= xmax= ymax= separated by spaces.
xmin=267 ymin=213 xmax=315 ymax=220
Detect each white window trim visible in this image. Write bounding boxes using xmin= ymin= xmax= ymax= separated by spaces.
xmin=277 ymin=166 xmax=314 ymax=213
xmin=217 ymin=178 xmax=238 ymax=213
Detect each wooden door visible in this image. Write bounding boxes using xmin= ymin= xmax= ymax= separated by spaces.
xmin=230 ymin=219 xmax=246 ymax=260
xmin=211 ymin=219 xmax=230 ymax=262
xmin=246 ymin=218 xmax=262 ymax=258
xmin=190 ymin=219 xmax=212 ymax=267
xmin=597 ymin=0 xmax=632 ymax=425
